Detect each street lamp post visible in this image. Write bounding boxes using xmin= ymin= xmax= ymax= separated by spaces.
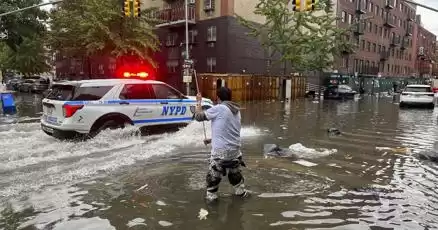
xmin=183 ymin=0 xmax=191 ymax=96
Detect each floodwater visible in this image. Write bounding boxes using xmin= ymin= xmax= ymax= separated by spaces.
xmin=1 ymin=93 xmax=438 ymax=229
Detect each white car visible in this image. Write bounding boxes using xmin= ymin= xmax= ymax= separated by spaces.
xmin=41 ymin=79 xmax=213 ymax=139
xmin=399 ymin=84 xmax=435 ymax=108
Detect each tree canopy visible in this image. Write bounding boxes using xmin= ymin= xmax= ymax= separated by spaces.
xmin=0 ymin=0 xmax=50 ymax=75
xmin=49 ymin=0 xmax=161 ymax=67
xmin=0 ymin=36 xmax=51 ymax=75
xmin=237 ymin=0 xmax=356 ymax=73
xmin=0 ymin=0 xmax=48 ymax=51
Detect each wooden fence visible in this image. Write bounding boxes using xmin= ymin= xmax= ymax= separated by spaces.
xmin=195 ymin=74 xmax=307 ymax=102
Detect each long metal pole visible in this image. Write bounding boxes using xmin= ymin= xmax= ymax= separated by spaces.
xmin=184 ymin=0 xmax=190 ymax=96
xmin=0 ymin=0 xmax=63 ymax=17
xmin=402 ymin=0 xmax=438 ymax=13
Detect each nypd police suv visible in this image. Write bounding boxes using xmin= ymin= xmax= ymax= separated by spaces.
xmin=40 ymin=79 xmax=213 ymax=139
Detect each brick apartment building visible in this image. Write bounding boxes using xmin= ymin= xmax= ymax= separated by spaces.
xmin=413 ymin=15 xmax=437 ymax=78
xmin=149 ymin=0 xmax=287 ymax=90
xmin=55 ymin=0 xmax=437 ymax=89
xmin=334 ymin=0 xmax=417 ymax=78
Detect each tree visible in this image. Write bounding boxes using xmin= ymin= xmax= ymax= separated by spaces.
xmin=49 ymin=0 xmax=161 ymax=67
xmin=0 ymin=0 xmax=48 ymax=51
xmin=237 ymin=0 xmax=356 ymax=74
xmin=0 ymin=35 xmax=51 ymax=75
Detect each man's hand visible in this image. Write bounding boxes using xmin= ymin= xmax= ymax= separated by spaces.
xmin=203 ymin=139 xmax=211 ymax=145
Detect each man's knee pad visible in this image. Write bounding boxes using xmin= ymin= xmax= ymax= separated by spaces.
xmin=228 ymin=168 xmax=243 ymax=186
xmin=206 ymin=172 xmax=222 ymax=192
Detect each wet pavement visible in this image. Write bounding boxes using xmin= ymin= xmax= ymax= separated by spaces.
xmin=1 ymin=93 xmax=438 ymax=229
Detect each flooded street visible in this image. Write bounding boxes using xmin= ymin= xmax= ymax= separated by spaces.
xmin=1 ymin=93 xmax=438 ymax=229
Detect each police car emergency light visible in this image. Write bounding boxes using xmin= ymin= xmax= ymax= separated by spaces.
xmin=40 ymin=79 xmax=213 ymax=140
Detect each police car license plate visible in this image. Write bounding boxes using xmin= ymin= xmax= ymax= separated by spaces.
xmin=43 ymin=114 xmax=58 ymax=124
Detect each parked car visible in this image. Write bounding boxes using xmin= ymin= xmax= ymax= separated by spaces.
xmin=19 ymin=79 xmax=36 ymax=92
xmin=323 ymin=84 xmax=357 ymax=100
xmin=18 ymin=78 xmax=50 ymax=93
xmin=5 ymin=77 xmax=23 ymax=91
xmin=399 ymin=84 xmax=435 ymax=108
xmin=31 ymin=78 xmax=50 ymax=93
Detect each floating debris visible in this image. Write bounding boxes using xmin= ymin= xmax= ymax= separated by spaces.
xmin=198 ymin=208 xmax=209 ymax=220
xmin=158 ymin=220 xmax=173 ymax=227
xmin=156 ymin=200 xmax=167 ymax=206
xmin=127 ymin=218 xmax=147 ymax=227
xmin=135 ymin=184 xmax=148 ymax=192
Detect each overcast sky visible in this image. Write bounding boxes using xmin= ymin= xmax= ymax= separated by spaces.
xmin=415 ymin=0 xmax=438 ymax=36
xmin=40 ymin=0 xmax=438 ymax=37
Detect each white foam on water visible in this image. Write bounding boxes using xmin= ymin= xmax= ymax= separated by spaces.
xmin=288 ymin=143 xmax=337 ymax=159
xmin=127 ymin=218 xmax=147 ymax=227
xmin=156 ymin=200 xmax=167 ymax=206
xmin=0 ymin=122 xmax=263 ymax=199
xmin=52 ymin=217 xmax=115 ymax=230
xmin=158 ymin=220 xmax=173 ymax=227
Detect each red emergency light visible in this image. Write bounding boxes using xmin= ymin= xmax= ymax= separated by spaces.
xmin=123 ymin=72 xmax=149 ymax=78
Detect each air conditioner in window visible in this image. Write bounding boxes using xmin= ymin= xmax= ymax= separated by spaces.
xmin=204 ymin=0 xmax=213 ymax=10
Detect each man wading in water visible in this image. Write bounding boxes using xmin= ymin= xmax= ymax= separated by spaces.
xmin=194 ymin=87 xmax=248 ymax=201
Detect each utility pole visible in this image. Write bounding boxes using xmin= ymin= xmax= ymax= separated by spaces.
xmin=184 ymin=0 xmax=190 ymax=96
xmin=0 ymin=0 xmax=64 ymax=18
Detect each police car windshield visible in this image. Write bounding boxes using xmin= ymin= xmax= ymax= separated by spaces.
xmin=46 ymin=84 xmax=113 ymax=101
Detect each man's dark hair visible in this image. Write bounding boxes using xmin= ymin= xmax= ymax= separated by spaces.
xmin=217 ymin=87 xmax=232 ymax=101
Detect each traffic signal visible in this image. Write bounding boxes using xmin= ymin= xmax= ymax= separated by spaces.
xmin=305 ymin=0 xmax=315 ymax=11
xmin=124 ymin=0 xmax=131 ymax=17
xmin=292 ymin=0 xmax=301 ymax=12
xmin=133 ymin=0 xmax=141 ymax=17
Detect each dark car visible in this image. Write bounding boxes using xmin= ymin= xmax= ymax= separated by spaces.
xmin=323 ymin=84 xmax=357 ymax=100
xmin=6 ymin=77 xmax=23 ymax=91
xmin=18 ymin=77 xmax=50 ymax=93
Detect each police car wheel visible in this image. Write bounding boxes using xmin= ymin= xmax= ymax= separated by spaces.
xmin=89 ymin=120 xmax=125 ymax=138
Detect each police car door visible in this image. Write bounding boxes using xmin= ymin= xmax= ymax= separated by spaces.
xmin=150 ymin=84 xmax=191 ymax=125
xmin=118 ymin=83 xmax=157 ymax=126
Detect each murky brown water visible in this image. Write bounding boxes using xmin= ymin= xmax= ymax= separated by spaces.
xmin=1 ymin=94 xmax=438 ymax=229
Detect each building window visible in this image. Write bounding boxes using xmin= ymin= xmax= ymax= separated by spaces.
xmin=373 ymin=43 xmax=376 ymax=52
xmin=204 ymin=0 xmax=215 ymax=11
xmin=348 ymin=14 xmax=353 ymax=24
xmin=361 ymin=40 xmax=365 ymax=50
xmin=379 ymin=27 xmax=383 ymax=36
xmin=375 ymin=5 xmax=379 ymax=15
xmin=341 ymin=11 xmax=346 ymax=22
xmin=188 ymin=29 xmax=198 ymax=43
xmin=367 ymin=41 xmax=371 ymax=51
xmin=378 ymin=45 xmax=382 ymax=52
xmin=342 ymin=56 xmax=348 ymax=68
xmin=166 ymin=60 xmax=178 ymax=73
xmin=207 ymin=26 xmax=217 ymax=42
xmin=368 ymin=22 xmax=372 ymax=32
xmin=207 ymin=57 xmax=216 ymax=72
xmin=374 ymin=24 xmax=378 ymax=34
xmin=168 ymin=47 xmax=179 ymax=59
xmin=166 ymin=33 xmax=177 ymax=46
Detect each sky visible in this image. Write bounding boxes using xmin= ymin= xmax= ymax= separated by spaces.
xmin=39 ymin=0 xmax=438 ymax=37
xmin=415 ymin=0 xmax=438 ymax=36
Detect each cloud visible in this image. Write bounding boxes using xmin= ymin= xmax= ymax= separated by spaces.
xmin=415 ymin=0 xmax=438 ymax=36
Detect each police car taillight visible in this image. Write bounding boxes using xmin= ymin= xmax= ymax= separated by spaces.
xmin=63 ymin=104 xmax=84 ymax=118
